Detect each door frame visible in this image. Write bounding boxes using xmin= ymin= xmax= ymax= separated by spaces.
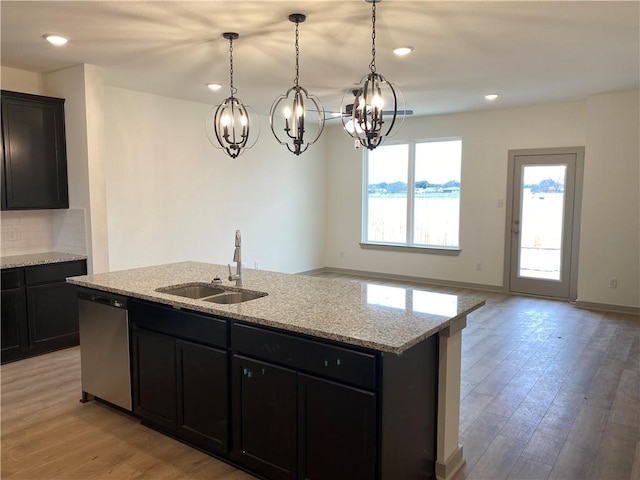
xmin=503 ymin=147 xmax=585 ymax=301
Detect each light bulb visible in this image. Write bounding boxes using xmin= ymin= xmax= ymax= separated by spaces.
xmin=284 ymin=106 xmax=291 ymax=118
xmin=372 ymin=94 xmax=384 ymax=109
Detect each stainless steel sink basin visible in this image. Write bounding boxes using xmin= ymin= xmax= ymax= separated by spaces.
xmin=156 ymin=283 xmax=225 ymax=299
xmin=203 ymin=291 xmax=267 ymax=304
xmin=156 ymin=282 xmax=267 ymax=304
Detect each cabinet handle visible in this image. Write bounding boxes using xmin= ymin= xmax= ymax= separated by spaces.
xmin=336 ymin=358 xmax=341 ymax=366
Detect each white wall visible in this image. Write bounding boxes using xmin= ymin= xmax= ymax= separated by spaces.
xmin=45 ymin=64 xmax=109 ymax=273
xmin=326 ymin=101 xmax=587 ymax=286
xmin=0 ymin=66 xmax=44 ymax=94
xmin=578 ymin=90 xmax=640 ymax=308
xmin=103 ymin=86 xmax=327 ymax=274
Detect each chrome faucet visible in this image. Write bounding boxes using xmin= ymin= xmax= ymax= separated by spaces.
xmin=228 ymin=230 xmax=243 ymax=287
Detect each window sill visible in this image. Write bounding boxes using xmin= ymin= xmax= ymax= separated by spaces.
xmin=359 ymin=243 xmax=461 ymax=256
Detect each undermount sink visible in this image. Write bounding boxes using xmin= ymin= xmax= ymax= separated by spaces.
xmin=156 ymin=282 xmax=267 ymax=304
xmin=157 ymin=283 xmax=225 ymax=299
xmin=203 ymin=291 xmax=267 ymax=304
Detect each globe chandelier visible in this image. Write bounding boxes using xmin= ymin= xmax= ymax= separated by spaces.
xmin=206 ymin=32 xmax=259 ymax=159
xmin=342 ymin=0 xmax=404 ymax=150
xmin=270 ymin=14 xmax=325 ymax=156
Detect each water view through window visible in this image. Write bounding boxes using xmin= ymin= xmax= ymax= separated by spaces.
xmin=365 ymin=139 xmax=462 ymax=248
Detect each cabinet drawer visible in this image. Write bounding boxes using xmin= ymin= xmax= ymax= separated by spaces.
xmin=131 ymin=300 xmax=228 ymax=349
xmin=25 ymin=260 xmax=86 ymax=285
xmin=1 ymin=268 xmax=24 ymax=290
xmin=232 ymin=323 xmax=377 ymax=390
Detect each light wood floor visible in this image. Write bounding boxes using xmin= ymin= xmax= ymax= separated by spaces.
xmin=2 ymin=272 xmax=638 ymax=480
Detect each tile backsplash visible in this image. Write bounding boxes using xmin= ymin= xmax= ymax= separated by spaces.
xmin=1 ymin=209 xmax=87 ymax=257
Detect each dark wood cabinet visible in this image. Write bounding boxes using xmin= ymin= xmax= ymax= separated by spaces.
xmin=27 ymin=281 xmax=80 ymax=352
xmin=231 ymin=323 xmax=379 ymax=480
xmin=126 ymin=300 xmax=438 ymax=480
xmin=1 ymin=269 xmax=28 ymax=362
xmin=232 ymin=355 xmax=297 ymax=480
xmin=130 ymin=300 xmax=230 ymax=455
xmin=132 ymin=328 xmax=177 ymax=430
xmin=298 ymin=374 xmax=377 ymax=480
xmin=1 ymin=90 xmax=69 ymax=210
xmin=177 ymin=339 xmax=228 ymax=454
xmin=1 ymin=260 xmax=86 ymax=364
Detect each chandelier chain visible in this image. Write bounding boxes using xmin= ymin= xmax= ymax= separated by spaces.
xmin=294 ymin=20 xmax=300 ymax=86
xmin=228 ymin=37 xmax=237 ymax=96
xmin=369 ymin=1 xmax=377 ymax=73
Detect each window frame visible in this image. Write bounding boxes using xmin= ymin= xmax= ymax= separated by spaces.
xmin=360 ymin=137 xmax=462 ymax=255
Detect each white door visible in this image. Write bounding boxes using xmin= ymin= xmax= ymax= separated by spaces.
xmin=506 ymin=148 xmax=583 ymax=299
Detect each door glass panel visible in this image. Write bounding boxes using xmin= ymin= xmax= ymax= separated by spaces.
xmin=519 ymin=165 xmax=566 ymax=280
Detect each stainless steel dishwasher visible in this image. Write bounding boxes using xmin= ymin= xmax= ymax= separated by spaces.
xmin=78 ymin=288 xmax=132 ymax=411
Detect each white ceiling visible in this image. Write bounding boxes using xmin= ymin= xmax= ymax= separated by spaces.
xmin=2 ymin=1 xmax=639 ymax=118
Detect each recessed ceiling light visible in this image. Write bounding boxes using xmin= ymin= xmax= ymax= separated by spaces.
xmin=393 ymin=46 xmax=413 ymax=56
xmin=207 ymin=83 xmax=222 ymax=91
xmin=44 ymin=34 xmax=68 ymax=46
xmin=485 ymin=93 xmax=499 ymax=101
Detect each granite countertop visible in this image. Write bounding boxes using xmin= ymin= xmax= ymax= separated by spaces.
xmin=67 ymin=261 xmax=485 ymax=354
xmin=1 ymin=252 xmax=87 ymax=269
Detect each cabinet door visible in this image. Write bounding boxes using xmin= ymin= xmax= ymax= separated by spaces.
xmin=298 ymin=374 xmax=377 ymax=480
xmin=177 ymin=340 xmax=229 ymax=454
xmin=232 ymin=355 xmax=297 ymax=480
xmin=1 ymin=91 xmax=68 ymax=210
xmin=132 ymin=328 xmax=177 ymax=430
xmin=1 ymin=288 xmax=28 ymax=363
xmin=26 ymin=281 xmax=79 ymax=352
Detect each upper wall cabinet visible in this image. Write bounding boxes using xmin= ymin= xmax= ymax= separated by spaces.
xmin=1 ymin=90 xmax=69 ymax=210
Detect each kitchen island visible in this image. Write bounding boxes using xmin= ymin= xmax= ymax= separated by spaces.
xmin=68 ymin=261 xmax=485 ymax=480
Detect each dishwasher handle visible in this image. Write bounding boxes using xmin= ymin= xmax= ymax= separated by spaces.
xmin=77 ymin=287 xmax=128 ymax=309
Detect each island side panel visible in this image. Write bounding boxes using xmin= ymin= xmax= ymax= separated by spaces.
xmin=436 ymin=315 xmax=467 ymax=480
xmin=380 ymin=333 xmax=438 ymax=480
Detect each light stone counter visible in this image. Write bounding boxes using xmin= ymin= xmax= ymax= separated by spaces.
xmin=67 ymin=261 xmax=484 ymax=354
xmin=1 ymin=251 xmax=87 ymax=269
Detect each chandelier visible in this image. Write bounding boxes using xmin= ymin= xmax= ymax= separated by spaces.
xmin=269 ymin=14 xmax=325 ymax=156
xmin=342 ymin=0 xmax=404 ymax=150
xmin=206 ymin=32 xmax=259 ymax=159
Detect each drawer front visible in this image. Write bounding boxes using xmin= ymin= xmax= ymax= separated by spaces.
xmin=232 ymin=323 xmax=377 ymax=390
xmin=131 ymin=300 xmax=228 ymax=349
xmin=25 ymin=260 xmax=87 ymax=285
xmin=1 ymin=268 xmax=25 ymax=290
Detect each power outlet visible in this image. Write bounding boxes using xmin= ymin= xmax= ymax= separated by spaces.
xmin=608 ymin=277 xmax=617 ymax=289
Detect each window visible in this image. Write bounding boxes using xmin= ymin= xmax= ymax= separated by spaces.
xmin=362 ymin=138 xmax=462 ymax=251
